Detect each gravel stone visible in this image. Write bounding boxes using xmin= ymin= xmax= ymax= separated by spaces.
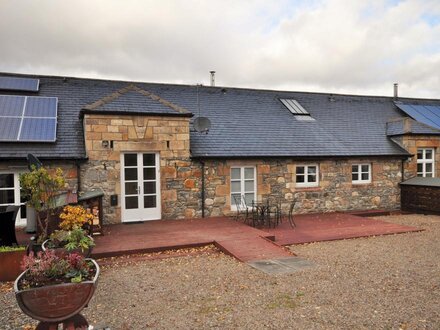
xmin=1 ymin=214 xmax=439 ymax=329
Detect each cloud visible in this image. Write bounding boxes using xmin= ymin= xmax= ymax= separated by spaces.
xmin=0 ymin=0 xmax=439 ymax=97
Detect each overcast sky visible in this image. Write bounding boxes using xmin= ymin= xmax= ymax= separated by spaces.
xmin=1 ymin=0 xmax=440 ymax=98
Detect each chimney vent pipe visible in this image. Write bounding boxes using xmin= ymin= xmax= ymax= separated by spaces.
xmin=210 ymin=71 xmax=216 ymax=87
xmin=394 ymin=83 xmax=398 ymax=99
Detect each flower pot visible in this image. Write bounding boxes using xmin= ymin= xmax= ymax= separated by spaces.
xmin=41 ymin=237 xmax=93 ymax=258
xmin=0 ymin=249 xmax=26 ymax=282
xmin=14 ymin=259 xmax=99 ymax=323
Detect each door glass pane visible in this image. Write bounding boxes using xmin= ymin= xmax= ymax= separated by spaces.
xmin=124 ymin=168 xmax=137 ymax=181
xmin=244 ymin=180 xmax=254 ymax=192
xmin=231 ymin=168 xmax=240 ymax=180
xmin=144 ymin=182 xmax=156 ymax=194
xmin=125 ymin=196 xmax=138 ymax=209
xmin=231 ymin=194 xmax=242 ymax=207
xmin=0 ymin=190 xmax=14 ymax=204
xmin=244 ymin=168 xmax=254 ymax=180
xmin=125 ymin=182 xmax=138 ymax=195
xmin=244 ymin=193 xmax=254 ymax=205
xmin=231 ymin=181 xmax=240 ymax=193
xmin=144 ymin=168 xmax=156 ymax=180
xmin=144 ymin=196 xmax=156 ymax=208
xmin=143 ymin=154 xmax=155 ymax=166
xmin=124 ymin=154 xmax=137 ymax=166
xmin=0 ymin=174 xmax=14 ymax=188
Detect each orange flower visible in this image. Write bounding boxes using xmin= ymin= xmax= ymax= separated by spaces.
xmin=59 ymin=205 xmax=94 ymax=231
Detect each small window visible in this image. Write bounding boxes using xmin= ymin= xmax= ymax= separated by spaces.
xmin=296 ymin=165 xmax=319 ymax=187
xmin=279 ymin=98 xmax=315 ymax=121
xmin=231 ymin=167 xmax=256 ymax=210
xmin=352 ymin=164 xmax=371 ymax=184
xmin=417 ymin=148 xmax=435 ymax=177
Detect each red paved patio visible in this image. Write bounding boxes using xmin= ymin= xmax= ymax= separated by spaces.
xmin=16 ymin=212 xmax=422 ymax=263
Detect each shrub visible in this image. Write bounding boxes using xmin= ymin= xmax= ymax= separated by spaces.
xmin=59 ymin=205 xmax=94 ymax=231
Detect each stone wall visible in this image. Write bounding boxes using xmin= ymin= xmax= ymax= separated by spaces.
xmin=201 ymin=158 xmax=402 ymax=217
xmin=82 ymin=114 xmax=200 ymax=224
xmin=397 ymin=135 xmax=440 ymax=179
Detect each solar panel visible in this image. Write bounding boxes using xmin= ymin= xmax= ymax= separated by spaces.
xmin=20 ymin=118 xmax=57 ymax=141
xmin=0 ymin=95 xmax=57 ymax=142
xmin=0 ymin=76 xmax=39 ymax=92
xmin=395 ymin=102 xmax=440 ymax=130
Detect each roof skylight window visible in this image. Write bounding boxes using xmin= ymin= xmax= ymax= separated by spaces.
xmin=279 ymin=98 xmax=315 ymax=121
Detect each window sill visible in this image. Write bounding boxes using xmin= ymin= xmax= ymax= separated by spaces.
xmin=294 ymin=186 xmax=321 ymax=192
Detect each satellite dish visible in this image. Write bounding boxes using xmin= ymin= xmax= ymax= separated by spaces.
xmin=27 ymin=154 xmax=43 ymax=171
xmin=193 ymin=117 xmax=211 ymax=134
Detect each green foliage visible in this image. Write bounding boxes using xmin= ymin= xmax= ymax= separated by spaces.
xmin=49 ymin=227 xmax=95 ymax=252
xmin=19 ymin=166 xmax=65 ymax=242
xmin=0 ymin=246 xmax=26 ymax=252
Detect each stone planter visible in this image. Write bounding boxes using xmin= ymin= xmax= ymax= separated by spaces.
xmin=14 ymin=259 xmax=99 ymax=323
xmin=41 ymin=237 xmax=93 ymax=258
xmin=0 ymin=250 xmax=26 ymax=282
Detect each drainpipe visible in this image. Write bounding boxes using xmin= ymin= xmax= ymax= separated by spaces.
xmin=200 ymin=160 xmax=205 ymax=218
xmin=76 ymin=161 xmax=81 ymax=193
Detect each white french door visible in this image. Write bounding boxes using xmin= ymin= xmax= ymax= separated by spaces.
xmin=121 ymin=153 xmax=161 ymax=222
xmin=0 ymin=172 xmax=27 ymax=226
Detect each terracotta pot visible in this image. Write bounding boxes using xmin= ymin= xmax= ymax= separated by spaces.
xmin=0 ymin=250 xmax=26 ymax=282
xmin=41 ymin=237 xmax=93 ymax=258
xmin=14 ymin=259 xmax=99 ymax=323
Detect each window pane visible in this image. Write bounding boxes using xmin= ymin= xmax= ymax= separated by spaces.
xmin=231 ymin=181 xmax=240 ymax=193
xmin=307 ymin=166 xmax=317 ymax=175
xmin=244 ymin=193 xmax=254 ymax=205
xmin=144 ymin=182 xmax=156 ymax=194
xmin=143 ymin=154 xmax=155 ymax=166
xmin=425 ymin=149 xmax=433 ymax=159
xmin=361 ymin=173 xmax=369 ymax=181
xmin=144 ymin=168 xmax=156 ymax=180
xmin=308 ymin=174 xmax=316 ymax=183
xmin=0 ymin=174 xmax=14 ymax=188
xmin=426 ymin=163 xmax=433 ymax=172
xmin=124 ymin=168 xmax=137 ymax=181
xmin=125 ymin=196 xmax=138 ymax=209
xmin=361 ymin=165 xmax=369 ymax=172
xmin=417 ymin=149 xmax=423 ymax=159
xmin=124 ymin=154 xmax=137 ymax=166
xmin=351 ymin=165 xmax=358 ymax=174
xmin=125 ymin=182 xmax=138 ymax=195
xmin=244 ymin=180 xmax=254 ymax=192
xmin=352 ymin=173 xmax=359 ymax=181
xmin=231 ymin=194 xmax=242 ymax=207
xmin=296 ymin=166 xmax=305 ymax=174
xmin=231 ymin=168 xmax=240 ymax=180
xmin=144 ymin=196 xmax=156 ymax=208
xmin=296 ymin=174 xmax=305 ymax=183
xmin=417 ymin=163 xmax=423 ymax=172
xmin=0 ymin=190 xmax=14 ymax=204
xmin=417 ymin=173 xmax=423 ymax=177
xmin=426 ymin=172 xmax=434 ymax=178
xmin=244 ymin=168 xmax=254 ymax=180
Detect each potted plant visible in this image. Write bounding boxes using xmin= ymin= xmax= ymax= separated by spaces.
xmin=42 ymin=205 xmax=95 ymax=257
xmin=20 ymin=166 xmax=65 ymax=245
xmin=15 ymin=249 xmax=99 ymax=323
xmin=0 ymin=246 xmax=26 ymax=282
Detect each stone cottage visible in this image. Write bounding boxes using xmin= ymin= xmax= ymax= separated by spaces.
xmin=1 ymin=73 xmax=440 ymax=226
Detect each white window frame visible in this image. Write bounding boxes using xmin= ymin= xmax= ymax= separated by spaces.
xmin=296 ymin=164 xmax=319 ymax=187
xmin=230 ymin=166 xmax=256 ymax=211
xmin=417 ymin=148 xmax=435 ymax=177
xmin=0 ymin=171 xmax=27 ymax=226
xmin=352 ymin=164 xmax=371 ymax=184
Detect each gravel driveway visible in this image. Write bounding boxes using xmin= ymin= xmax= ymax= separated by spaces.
xmin=1 ymin=214 xmax=439 ymax=329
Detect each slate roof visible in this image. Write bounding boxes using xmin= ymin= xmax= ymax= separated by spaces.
xmin=386 ymin=118 xmax=440 ymax=136
xmin=1 ymin=72 xmax=440 ymax=160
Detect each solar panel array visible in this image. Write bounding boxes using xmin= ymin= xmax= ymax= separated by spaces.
xmin=0 ymin=76 xmax=39 ymax=92
xmin=0 ymin=95 xmax=57 ymax=142
xmin=279 ymin=98 xmax=315 ymax=122
xmin=395 ymin=102 xmax=440 ymax=130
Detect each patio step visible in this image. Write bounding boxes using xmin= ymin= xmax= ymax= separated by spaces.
xmin=215 ymin=236 xmax=293 ymax=263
